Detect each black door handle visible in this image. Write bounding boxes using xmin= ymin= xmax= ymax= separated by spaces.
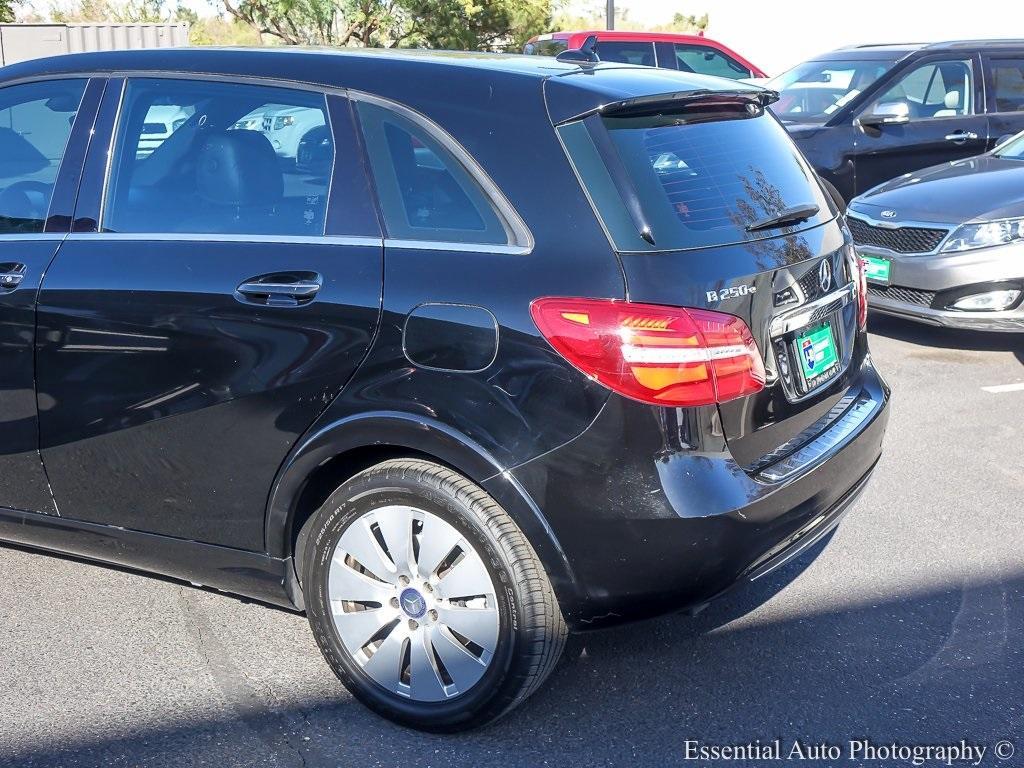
xmin=0 ymin=263 xmax=26 ymax=293
xmin=235 ymin=272 xmax=322 ymax=307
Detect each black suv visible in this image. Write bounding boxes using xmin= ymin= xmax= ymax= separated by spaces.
xmin=0 ymin=48 xmax=889 ymax=731
xmin=772 ymin=40 xmax=1024 ymax=201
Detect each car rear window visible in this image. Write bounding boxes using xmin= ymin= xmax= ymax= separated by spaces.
xmin=557 ymin=104 xmax=832 ymax=252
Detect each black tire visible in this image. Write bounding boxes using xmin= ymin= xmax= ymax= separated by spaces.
xmin=302 ymin=458 xmax=566 ymax=732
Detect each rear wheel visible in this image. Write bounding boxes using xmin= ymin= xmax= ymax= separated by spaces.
xmin=302 ymin=459 xmax=566 ymax=731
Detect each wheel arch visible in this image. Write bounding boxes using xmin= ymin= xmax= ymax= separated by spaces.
xmin=265 ymin=411 xmax=582 ymax=617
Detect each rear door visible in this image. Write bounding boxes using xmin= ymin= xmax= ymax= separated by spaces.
xmin=35 ymin=76 xmax=382 ymax=550
xmin=0 ymin=76 xmax=101 ymax=515
xmin=850 ymin=54 xmax=988 ymax=194
xmin=982 ymin=52 xmax=1024 ymax=146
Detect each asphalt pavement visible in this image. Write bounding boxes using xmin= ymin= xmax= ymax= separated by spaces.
xmin=1 ymin=314 xmax=1022 ymax=768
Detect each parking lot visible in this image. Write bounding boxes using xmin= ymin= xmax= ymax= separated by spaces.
xmin=0 ymin=315 xmax=1020 ymax=768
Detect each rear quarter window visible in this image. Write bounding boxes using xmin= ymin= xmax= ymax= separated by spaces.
xmin=557 ymin=104 xmax=832 ymax=252
xmin=355 ymin=99 xmax=523 ymax=247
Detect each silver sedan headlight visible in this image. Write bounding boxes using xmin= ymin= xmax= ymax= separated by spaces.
xmin=941 ymin=218 xmax=1024 ymax=252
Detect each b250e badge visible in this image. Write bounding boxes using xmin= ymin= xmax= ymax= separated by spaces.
xmin=706 ymin=284 xmax=757 ymax=303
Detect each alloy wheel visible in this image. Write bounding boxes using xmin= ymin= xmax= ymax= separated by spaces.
xmin=327 ymin=505 xmax=500 ymax=702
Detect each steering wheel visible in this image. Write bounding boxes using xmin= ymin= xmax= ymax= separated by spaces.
xmin=0 ymin=180 xmax=53 ymax=223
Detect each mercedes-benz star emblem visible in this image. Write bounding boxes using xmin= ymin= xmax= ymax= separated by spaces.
xmin=399 ymin=587 xmax=427 ymax=619
xmin=818 ymin=259 xmax=832 ymax=293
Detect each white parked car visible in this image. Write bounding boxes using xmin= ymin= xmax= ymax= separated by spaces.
xmin=136 ymin=104 xmax=193 ymax=158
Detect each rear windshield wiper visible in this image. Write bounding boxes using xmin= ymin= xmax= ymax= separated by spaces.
xmin=746 ymin=203 xmax=820 ymax=233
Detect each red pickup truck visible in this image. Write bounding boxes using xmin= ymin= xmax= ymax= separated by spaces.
xmin=523 ymin=30 xmax=766 ymax=79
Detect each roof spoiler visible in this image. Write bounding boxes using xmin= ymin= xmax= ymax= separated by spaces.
xmin=595 ymin=88 xmax=779 ymax=119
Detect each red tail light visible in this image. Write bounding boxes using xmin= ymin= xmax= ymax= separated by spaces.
xmin=855 ymin=256 xmax=869 ymax=330
xmin=530 ymin=298 xmax=766 ymax=407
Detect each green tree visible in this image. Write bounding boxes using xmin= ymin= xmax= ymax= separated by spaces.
xmin=222 ymin=0 xmax=552 ymax=50
xmin=552 ymin=1 xmax=707 ymax=35
xmin=1 ymin=0 xmax=17 ymax=22
xmin=51 ymin=0 xmax=198 ymax=22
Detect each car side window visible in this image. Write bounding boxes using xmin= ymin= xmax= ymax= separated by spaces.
xmin=866 ymin=59 xmax=975 ymax=120
xmin=990 ymin=58 xmax=1024 ymax=112
xmin=355 ymin=100 xmax=513 ymax=246
xmin=593 ymin=41 xmax=656 ymax=67
xmin=0 ymin=79 xmax=86 ymax=234
xmin=674 ymin=44 xmax=751 ymax=80
xmin=103 ymin=78 xmax=333 ymax=236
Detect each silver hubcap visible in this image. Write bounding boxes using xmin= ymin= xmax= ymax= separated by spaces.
xmin=328 ymin=505 xmax=500 ymax=702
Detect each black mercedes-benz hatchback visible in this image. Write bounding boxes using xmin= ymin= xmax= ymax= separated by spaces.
xmin=0 ymin=47 xmax=889 ymax=731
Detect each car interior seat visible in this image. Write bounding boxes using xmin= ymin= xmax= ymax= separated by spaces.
xmin=933 ymin=90 xmax=962 ymax=117
xmin=189 ymin=129 xmax=284 ymax=233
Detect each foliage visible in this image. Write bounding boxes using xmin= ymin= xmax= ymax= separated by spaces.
xmin=221 ymin=0 xmax=552 ymax=50
xmin=552 ymin=1 xmax=707 ymax=34
xmin=31 ymin=0 xmax=554 ymax=51
xmin=1 ymin=0 xmax=17 ymax=22
xmin=50 ymin=0 xmax=195 ymax=23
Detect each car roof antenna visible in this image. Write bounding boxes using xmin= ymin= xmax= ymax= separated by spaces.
xmin=556 ymin=35 xmax=601 ymax=65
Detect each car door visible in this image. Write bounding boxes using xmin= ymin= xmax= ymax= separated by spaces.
xmin=983 ymin=51 xmax=1024 ymax=146
xmin=0 ymin=76 xmax=102 ymax=515
xmin=35 ymin=76 xmax=382 ymax=551
xmin=850 ymin=54 xmax=988 ymax=194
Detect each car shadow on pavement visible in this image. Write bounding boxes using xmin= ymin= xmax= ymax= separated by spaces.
xmin=869 ymin=313 xmax=1024 ymax=363
xmin=4 ymin=545 xmax=1021 ymax=768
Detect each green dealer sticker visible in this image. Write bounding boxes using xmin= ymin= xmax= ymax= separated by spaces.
xmin=862 ymin=255 xmax=891 ymax=284
xmin=796 ymin=324 xmax=839 ymax=383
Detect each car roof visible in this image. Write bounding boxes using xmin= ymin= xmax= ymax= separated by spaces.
xmin=819 ymin=38 xmax=1024 ymax=60
xmin=1 ymin=46 xmax=587 ymax=80
xmin=0 ymin=46 xmax=759 ymax=119
xmin=540 ymin=30 xmax=719 ymax=44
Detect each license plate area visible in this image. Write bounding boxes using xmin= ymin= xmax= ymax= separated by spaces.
xmin=794 ymin=319 xmax=841 ymax=392
xmin=862 ymin=254 xmax=892 ymax=285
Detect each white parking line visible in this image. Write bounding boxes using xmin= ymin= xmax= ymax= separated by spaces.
xmin=981 ymin=382 xmax=1024 ymax=394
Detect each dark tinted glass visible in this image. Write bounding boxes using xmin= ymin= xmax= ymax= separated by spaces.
xmin=674 ymin=44 xmax=751 ymax=79
xmin=991 ymin=59 xmax=1024 ymax=112
xmin=558 ymin=107 xmax=831 ymax=252
xmin=594 ymin=41 xmax=656 ymax=67
xmin=0 ymin=79 xmax=86 ymax=234
xmin=524 ymin=39 xmax=568 ymax=56
xmin=104 ymin=78 xmax=333 ymax=236
xmin=356 ymin=100 xmax=510 ymax=245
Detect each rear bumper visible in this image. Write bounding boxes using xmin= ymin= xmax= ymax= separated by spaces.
xmin=506 ymin=355 xmax=890 ymax=629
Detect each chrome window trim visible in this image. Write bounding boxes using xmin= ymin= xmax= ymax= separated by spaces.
xmin=97 ymin=78 xmax=127 ymax=234
xmin=63 ymin=232 xmax=527 ymax=254
xmin=846 ymin=211 xmax=954 ymax=256
xmin=0 ymin=233 xmax=67 ymax=242
xmin=348 ymin=90 xmax=534 ymax=254
xmin=66 ymin=232 xmax=382 ymax=247
xmin=384 ymin=238 xmax=530 ymax=255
